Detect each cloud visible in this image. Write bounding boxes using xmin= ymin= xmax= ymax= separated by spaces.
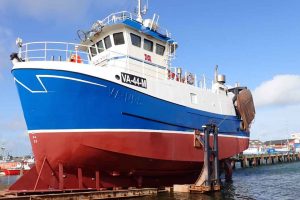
xmin=253 ymin=74 xmax=300 ymax=107
xmin=250 ymin=104 xmax=300 ymax=141
xmin=251 ymin=74 xmax=300 ymax=141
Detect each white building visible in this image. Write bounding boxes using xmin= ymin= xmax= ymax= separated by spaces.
xmin=291 ymin=133 xmax=300 ymax=152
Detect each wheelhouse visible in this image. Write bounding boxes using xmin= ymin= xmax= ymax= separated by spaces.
xmin=79 ymin=12 xmax=177 ymax=76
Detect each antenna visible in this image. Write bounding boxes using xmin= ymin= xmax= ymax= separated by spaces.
xmin=214 ymin=65 xmax=218 ymax=83
xmin=136 ymin=0 xmax=148 ymax=22
xmin=142 ymin=0 xmax=148 ymax=15
xmin=137 ymin=0 xmax=142 ymax=22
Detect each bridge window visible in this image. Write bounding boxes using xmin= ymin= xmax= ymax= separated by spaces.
xmin=144 ymin=39 xmax=153 ymax=52
xmin=96 ymin=40 xmax=104 ymax=53
xmin=104 ymin=36 xmax=112 ymax=49
xmin=89 ymin=45 xmax=97 ymax=57
xmin=156 ymin=44 xmax=165 ymax=56
xmin=113 ymin=32 xmax=125 ymax=45
xmin=130 ymin=33 xmax=141 ymax=47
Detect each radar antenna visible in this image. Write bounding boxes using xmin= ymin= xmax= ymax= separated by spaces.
xmin=77 ymin=30 xmax=87 ymax=41
xmin=77 ymin=21 xmax=103 ymax=42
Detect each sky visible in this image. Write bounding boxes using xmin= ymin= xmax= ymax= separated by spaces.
xmin=0 ymin=0 xmax=300 ymax=155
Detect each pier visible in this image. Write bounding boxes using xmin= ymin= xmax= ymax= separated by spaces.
xmin=231 ymin=152 xmax=300 ymax=168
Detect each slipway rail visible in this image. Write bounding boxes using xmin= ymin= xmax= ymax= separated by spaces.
xmin=0 ymin=188 xmax=157 ymax=200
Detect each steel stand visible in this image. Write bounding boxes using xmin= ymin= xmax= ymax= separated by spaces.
xmin=190 ymin=124 xmax=221 ymax=193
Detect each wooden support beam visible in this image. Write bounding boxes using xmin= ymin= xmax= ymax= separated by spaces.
xmin=78 ymin=168 xmax=83 ymax=189
xmin=96 ymin=171 xmax=100 ymax=190
xmin=59 ymin=163 xmax=64 ymax=190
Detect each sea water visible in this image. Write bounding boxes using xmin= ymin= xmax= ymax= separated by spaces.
xmin=0 ymin=175 xmax=20 ymax=190
xmin=144 ymin=161 xmax=300 ymax=200
xmin=1 ymin=162 xmax=300 ymax=199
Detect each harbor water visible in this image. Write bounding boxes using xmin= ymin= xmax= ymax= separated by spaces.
xmin=1 ymin=162 xmax=300 ymax=199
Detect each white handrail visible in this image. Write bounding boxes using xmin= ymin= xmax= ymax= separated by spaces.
xmin=91 ymin=11 xmax=170 ymax=37
xmin=18 ymin=41 xmax=211 ymax=90
xmin=96 ymin=11 xmax=134 ymax=27
xmin=20 ymin=41 xmax=92 ymax=64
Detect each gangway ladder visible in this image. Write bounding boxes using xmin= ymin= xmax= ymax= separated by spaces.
xmin=190 ymin=124 xmax=221 ymax=193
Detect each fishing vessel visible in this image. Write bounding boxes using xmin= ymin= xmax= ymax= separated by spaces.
xmin=2 ymin=164 xmax=31 ymax=176
xmin=10 ymin=1 xmax=255 ymax=190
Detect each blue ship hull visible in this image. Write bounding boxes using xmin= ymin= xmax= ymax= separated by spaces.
xmin=12 ymin=68 xmax=247 ymax=137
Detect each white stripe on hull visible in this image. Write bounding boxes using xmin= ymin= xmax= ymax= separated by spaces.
xmin=28 ymin=129 xmax=249 ymax=139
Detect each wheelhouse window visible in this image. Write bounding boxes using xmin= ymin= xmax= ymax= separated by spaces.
xmin=156 ymin=44 xmax=165 ymax=56
xmin=96 ymin=40 xmax=104 ymax=53
xmin=113 ymin=32 xmax=125 ymax=45
xmin=130 ymin=33 xmax=141 ymax=47
xmin=143 ymin=39 xmax=153 ymax=52
xmin=104 ymin=36 xmax=112 ymax=49
xmin=89 ymin=45 xmax=97 ymax=57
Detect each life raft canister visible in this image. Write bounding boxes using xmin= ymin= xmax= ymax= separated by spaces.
xmin=70 ymin=54 xmax=82 ymax=63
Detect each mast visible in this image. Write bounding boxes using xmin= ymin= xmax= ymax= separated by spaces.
xmin=137 ymin=0 xmax=143 ymax=22
xmin=214 ymin=65 xmax=218 ymax=83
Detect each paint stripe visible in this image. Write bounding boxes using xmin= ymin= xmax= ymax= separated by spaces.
xmin=37 ymin=75 xmax=107 ymax=88
xmin=14 ymin=74 xmax=106 ymax=93
xmin=28 ymin=129 xmax=249 ymax=139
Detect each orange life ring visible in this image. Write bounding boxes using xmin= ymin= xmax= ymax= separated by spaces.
xmin=70 ymin=54 xmax=82 ymax=63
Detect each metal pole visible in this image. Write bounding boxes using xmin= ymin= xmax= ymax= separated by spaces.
xmin=203 ymin=125 xmax=211 ymax=187
xmin=213 ymin=125 xmax=220 ymax=186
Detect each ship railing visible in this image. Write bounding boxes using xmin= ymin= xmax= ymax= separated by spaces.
xmin=168 ymin=67 xmax=211 ymax=90
xmin=17 ymin=41 xmax=169 ymax=81
xmin=97 ymin=11 xmax=134 ymax=27
xmin=156 ymin=25 xmax=171 ymax=38
xmin=91 ymin=11 xmax=171 ymax=38
xmin=19 ymin=41 xmax=92 ymax=64
xmin=18 ymin=41 xmax=210 ymax=89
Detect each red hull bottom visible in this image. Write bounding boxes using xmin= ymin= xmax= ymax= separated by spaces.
xmin=10 ymin=131 xmax=248 ymax=191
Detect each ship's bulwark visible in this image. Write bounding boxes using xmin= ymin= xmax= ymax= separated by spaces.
xmin=11 ymin=68 xmax=249 ymax=189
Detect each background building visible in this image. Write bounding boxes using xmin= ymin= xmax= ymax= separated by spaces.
xmin=243 ymin=140 xmax=264 ymax=154
xmin=243 ymin=133 xmax=300 ymax=154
